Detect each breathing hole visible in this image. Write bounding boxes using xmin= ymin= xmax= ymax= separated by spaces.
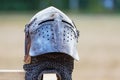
xmin=51 ymin=29 xmax=53 ymax=31
xmin=52 ymin=33 xmax=54 ymax=35
xmin=52 ymin=37 xmax=54 ymax=39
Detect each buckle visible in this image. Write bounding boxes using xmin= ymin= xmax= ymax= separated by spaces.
xmin=24 ymin=55 xmax=31 ymax=64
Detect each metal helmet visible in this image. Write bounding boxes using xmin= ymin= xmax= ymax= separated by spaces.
xmin=24 ymin=6 xmax=80 ymax=61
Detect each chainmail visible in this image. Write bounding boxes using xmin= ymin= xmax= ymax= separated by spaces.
xmin=23 ymin=53 xmax=74 ymax=80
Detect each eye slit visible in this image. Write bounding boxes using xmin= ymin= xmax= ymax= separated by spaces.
xmin=47 ymin=39 xmax=49 ymax=40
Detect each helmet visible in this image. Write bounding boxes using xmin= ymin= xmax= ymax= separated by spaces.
xmin=24 ymin=6 xmax=80 ymax=61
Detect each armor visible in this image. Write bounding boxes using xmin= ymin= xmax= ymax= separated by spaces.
xmin=24 ymin=6 xmax=80 ymax=80
xmin=23 ymin=53 xmax=74 ymax=80
xmin=24 ymin=6 xmax=80 ymax=61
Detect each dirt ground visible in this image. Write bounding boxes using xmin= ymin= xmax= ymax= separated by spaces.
xmin=0 ymin=13 xmax=120 ymax=80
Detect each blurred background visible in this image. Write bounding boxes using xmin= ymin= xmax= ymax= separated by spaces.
xmin=0 ymin=0 xmax=120 ymax=80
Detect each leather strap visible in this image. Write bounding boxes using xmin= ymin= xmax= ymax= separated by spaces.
xmin=24 ymin=24 xmax=31 ymax=64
